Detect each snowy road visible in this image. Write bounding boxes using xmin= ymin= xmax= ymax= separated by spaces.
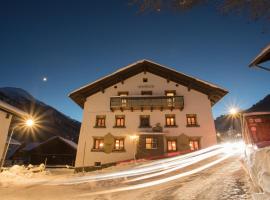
xmin=0 ymin=144 xmax=252 ymax=200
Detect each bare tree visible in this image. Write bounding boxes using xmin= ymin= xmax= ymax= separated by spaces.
xmin=131 ymin=0 xmax=270 ymax=22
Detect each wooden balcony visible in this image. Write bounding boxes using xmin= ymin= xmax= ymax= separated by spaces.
xmin=110 ymin=96 xmax=184 ymax=111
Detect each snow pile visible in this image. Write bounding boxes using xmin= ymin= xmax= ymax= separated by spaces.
xmin=244 ymin=147 xmax=270 ymax=200
xmin=0 ymin=164 xmax=48 ymax=186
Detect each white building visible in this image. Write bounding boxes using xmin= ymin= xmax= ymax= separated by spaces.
xmin=69 ymin=60 xmax=228 ymax=171
xmin=0 ymin=100 xmax=27 ymax=167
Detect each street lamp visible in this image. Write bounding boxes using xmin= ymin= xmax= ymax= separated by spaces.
xmin=0 ymin=117 xmax=36 ymax=171
xmin=228 ymin=107 xmax=242 ymax=141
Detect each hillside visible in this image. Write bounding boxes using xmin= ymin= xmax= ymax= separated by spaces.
xmin=215 ymin=94 xmax=270 ymax=134
xmin=0 ymin=87 xmax=80 ymax=143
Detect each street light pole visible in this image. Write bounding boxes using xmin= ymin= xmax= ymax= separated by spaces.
xmin=0 ymin=126 xmax=17 ymax=171
xmin=0 ymin=118 xmax=35 ymax=172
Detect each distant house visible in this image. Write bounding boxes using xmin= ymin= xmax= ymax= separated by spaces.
xmin=26 ymin=136 xmax=77 ymax=166
xmin=0 ymin=100 xmax=27 ymax=167
xmin=69 ymin=60 xmax=228 ymax=171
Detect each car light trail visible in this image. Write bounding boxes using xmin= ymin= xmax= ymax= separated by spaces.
xmin=79 ymin=153 xmax=234 ymax=197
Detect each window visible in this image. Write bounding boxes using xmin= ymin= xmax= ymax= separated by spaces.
xmin=115 ymin=115 xmax=125 ymax=127
xmin=187 ymin=114 xmax=198 ymax=126
xmin=165 ymin=90 xmax=176 ymax=107
xmin=165 ymin=114 xmax=176 ymax=127
xmin=143 ymin=78 xmax=148 ymax=82
xmin=118 ymin=92 xmax=128 ymax=107
xmin=141 ymin=91 xmax=152 ymax=95
xmin=140 ymin=115 xmax=150 ymax=128
xmin=93 ymin=138 xmax=104 ymax=150
xmin=189 ymin=140 xmax=200 ymax=151
xmin=114 ymin=138 xmax=125 ymax=150
xmin=167 ymin=140 xmax=177 ymax=151
xmin=145 ymin=137 xmax=157 ymax=149
xmin=165 ymin=90 xmax=176 ymax=96
xmin=95 ymin=115 xmax=106 ymax=127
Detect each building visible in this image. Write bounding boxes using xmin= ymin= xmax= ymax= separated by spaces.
xmin=0 ymin=100 xmax=27 ymax=167
xmin=69 ymin=60 xmax=228 ymax=171
xmin=250 ymin=44 xmax=270 ymax=71
xmin=26 ymin=136 xmax=77 ymax=166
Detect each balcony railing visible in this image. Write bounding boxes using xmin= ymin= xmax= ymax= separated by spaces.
xmin=110 ymin=96 xmax=184 ymax=111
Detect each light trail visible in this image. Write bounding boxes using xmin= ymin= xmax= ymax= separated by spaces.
xmin=79 ymin=153 xmax=234 ymax=197
xmin=48 ymin=145 xmax=225 ymax=185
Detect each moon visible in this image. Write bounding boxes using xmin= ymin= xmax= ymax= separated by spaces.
xmin=42 ymin=77 xmax=48 ymax=82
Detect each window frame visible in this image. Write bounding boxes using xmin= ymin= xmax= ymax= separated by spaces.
xmin=145 ymin=137 xmax=158 ymax=150
xmin=139 ymin=115 xmax=151 ymax=128
xmin=165 ymin=114 xmax=177 ymax=127
xmin=92 ymin=138 xmax=104 ymax=151
xmin=189 ymin=139 xmax=200 ymax=151
xmin=114 ymin=115 xmax=126 ymax=128
xmin=186 ymin=114 xmax=199 ymax=127
xmin=167 ymin=140 xmax=177 ymax=152
xmin=94 ymin=115 xmax=106 ymax=128
xmin=114 ymin=138 xmax=125 ymax=151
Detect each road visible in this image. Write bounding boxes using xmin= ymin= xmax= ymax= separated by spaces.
xmin=0 ymin=145 xmax=253 ymax=200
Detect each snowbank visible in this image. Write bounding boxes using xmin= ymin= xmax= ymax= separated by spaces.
xmin=244 ymin=146 xmax=270 ymax=200
xmin=0 ymin=164 xmax=48 ymax=186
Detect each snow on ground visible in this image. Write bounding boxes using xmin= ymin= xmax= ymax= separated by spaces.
xmin=0 ymin=154 xmax=253 ymax=200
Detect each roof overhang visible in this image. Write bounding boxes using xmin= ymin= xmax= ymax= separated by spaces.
xmin=69 ymin=60 xmax=228 ymax=108
xmin=0 ymin=100 xmax=28 ymax=118
xmin=249 ymin=44 xmax=270 ymax=71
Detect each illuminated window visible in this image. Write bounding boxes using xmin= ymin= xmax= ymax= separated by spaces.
xmin=140 ymin=115 xmax=150 ymax=127
xmin=145 ymin=137 xmax=157 ymax=149
xmin=187 ymin=114 xmax=198 ymax=126
xmin=189 ymin=140 xmax=200 ymax=151
xmin=93 ymin=139 xmax=104 ymax=150
xmin=165 ymin=90 xmax=176 ymax=107
xmin=165 ymin=114 xmax=176 ymax=127
xmin=115 ymin=115 xmax=125 ymax=127
xmin=118 ymin=92 xmax=128 ymax=107
xmin=114 ymin=138 xmax=125 ymax=150
xmin=167 ymin=140 xmax=177 ymax=151
xmin=165 ymin=90 xmax=176 ymax=96
xmin=95 ymin=115 xmax=106 ymax=127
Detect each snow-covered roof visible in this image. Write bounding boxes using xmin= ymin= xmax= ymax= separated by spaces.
xmin=28 ymin=136 xmax=77 ymax=151
xmin=0 ymin=100 xmax=28 ymax=117
xmin=69 ymin=59 xmax=228 ymax=108
xmin=250 ymin=44 xmax=270 ymax=67
xmin=22 ymin=142 xmax=40 ymax=151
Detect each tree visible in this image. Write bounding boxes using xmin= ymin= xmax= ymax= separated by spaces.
xmin=131 ymin=0 xmax=270 ymax=22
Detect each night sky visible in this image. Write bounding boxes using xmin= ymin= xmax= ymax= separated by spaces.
xmin=0 ymin=0 xmax=269 ymax=121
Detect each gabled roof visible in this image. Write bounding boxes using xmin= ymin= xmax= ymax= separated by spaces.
xmin=69 ymin=60 xmax=228 ymax=108
xmin=28 ymin=136 xmax=77 ymax=152
xmin=0 ymin=100 xmax=28 ymax=117
xmin=250 ymin=44 xmax=270 ymax=67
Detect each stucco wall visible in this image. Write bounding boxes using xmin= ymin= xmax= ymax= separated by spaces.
xmin=75 ymin=72 xmax=217 ymax=167
xmin=0 ymin=110 xmax=12 ymax=165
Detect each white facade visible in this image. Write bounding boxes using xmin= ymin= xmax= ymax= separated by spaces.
xmin=0 ymin=100 xmax=27 ymax=166
xmin=70 ymin=60 xmax=227 ymax=170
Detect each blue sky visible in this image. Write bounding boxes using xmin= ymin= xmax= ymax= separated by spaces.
xmin=0 ymin=0 xmax=269 ymax=121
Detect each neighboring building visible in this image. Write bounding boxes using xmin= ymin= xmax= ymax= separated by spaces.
xmin=26 ymin=136 xmax=77 ymax=166
xmin=250 ymin=44 xmax=270 ymax=71
xmin=0 ymin=100 xmax=27 ymax=167
xmin=69 ymin=60 xmax=228 ymax=170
